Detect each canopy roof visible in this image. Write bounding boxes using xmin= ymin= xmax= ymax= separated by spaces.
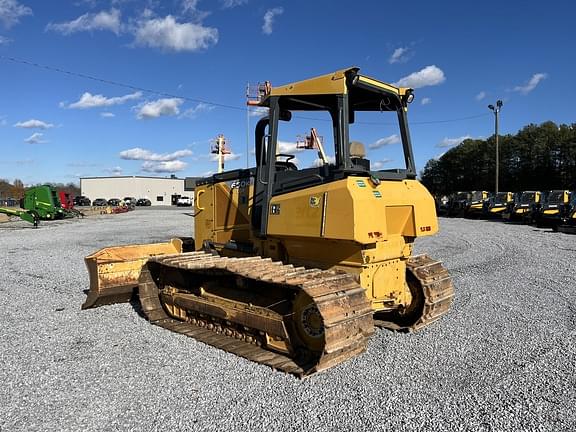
xmin=260 ymin=67 xmax=413 ymax=112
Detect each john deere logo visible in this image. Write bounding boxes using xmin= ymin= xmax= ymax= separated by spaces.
xmin=309 ymin=196 xmax=321 ymax=207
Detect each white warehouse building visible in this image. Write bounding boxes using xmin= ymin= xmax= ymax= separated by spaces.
xmin=80 ymin=176 xmax=188 ymax=206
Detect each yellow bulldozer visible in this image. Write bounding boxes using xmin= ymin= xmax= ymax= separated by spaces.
xmin=83 ymin=68 xmax=454 ymax=377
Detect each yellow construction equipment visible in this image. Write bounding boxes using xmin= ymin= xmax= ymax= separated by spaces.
xmin=502 ymin=191 xmax=542 ymax=223
xmin=83 ymin=239 xmax=183 ymax=308
xmin=465 ymin=191 xmax=490 ymax=218
xmin=487 ymin=191 xmax=514 ymax=216
xmin=536 ymin=190 xmax=571 ymax=227
xmin=83 ymin=68 xmax=454 ymax=376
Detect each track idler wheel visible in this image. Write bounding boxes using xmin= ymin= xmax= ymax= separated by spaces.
xmin=375 ymin=255 xmax=454 ymax=332
xmin=290 ymin=291 xmax=325 ymax=363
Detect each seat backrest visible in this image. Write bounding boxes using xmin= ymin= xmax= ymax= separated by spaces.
xmin=350 ymin=141 xmax=366 ymax=158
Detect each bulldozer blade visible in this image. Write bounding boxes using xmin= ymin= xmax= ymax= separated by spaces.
xmin=82 ymin=238 xmax=183 ymax=309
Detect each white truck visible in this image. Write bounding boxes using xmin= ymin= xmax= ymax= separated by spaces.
xmin=176 ymin=196 xmax=192 ymax=207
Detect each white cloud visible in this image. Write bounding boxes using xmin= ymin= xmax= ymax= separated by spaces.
xmin=421 ymin=97 xmax=431 ymax=105
xmin=104 ymin=166 xmax=123 ymax=175
xmin=437 ymin=135 xmax=473 ymax=148
xmin=136 ymin=98 xmax=184 ymax=119
xmin=311 ymin=155 xmax=336 ymax=167
xmin=0 ymin=0 xmax=32 ymax=29
xmin=66 ymin=91 xmax=141 ymax=109
xmin=142 ymin=160 xmax=187 ymax=173
xmin=181 ymin=0 xmax=200 ymax=12
xmin=134 ymin=15 xmax=218 ymax=52
xmin=371 ymin=159 xmax=393 ymax=170
xmin=46 ymin=9 xmax=121 ymax=35
xmin=389 ymin=47 xmax=411 ymax=64
xmin=513 ymin=73 xmax=547 ymax=95
xmin=100 ymin=112 xmax=115 ymax=118
xmin=475 ymin=91 xmax=486 ymax=101
xmin=123 ymin=146 xmax=193 ymax=173
xmin=221 ymin=0 xmax=248 ymax=8
xmin=180 ymin=0 xmax=210 ymax=21
xmin=120 ymin=147 xmax=193 ymax=162
xmin=393 ymin=65 xmax=446 ymax=89
xmin=179 ymin=102 xmax=214 ymax=119
xmin=368 ymin=134 xmax=400 ymax=150
xmin=262 ymin=7 xmax=283 ymax=35
xmin=278 ymin=140 xmax=305 ymax=154
xmin=14 ymin=119 xmax=54 ymax=129
xmin=0 ymin=35 xmax=11 ymax=44
xmin=24 ymin=132 xmax=47 ymax=144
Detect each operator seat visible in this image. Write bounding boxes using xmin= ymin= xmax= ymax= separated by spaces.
xmin=350 ymin=141 xmax=370 ymax=170
xmin=275 ymin=155 xmax=298 ymax=171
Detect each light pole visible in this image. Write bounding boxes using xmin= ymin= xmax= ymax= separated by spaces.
xmin=488 ymin=100 xmax=503 ymax=193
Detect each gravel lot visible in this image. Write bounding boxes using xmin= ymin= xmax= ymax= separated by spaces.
xmin=1 ymin=208 xmax=575 ymax=432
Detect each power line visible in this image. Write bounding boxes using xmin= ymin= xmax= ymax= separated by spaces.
xmin=0 ymin=55 xmax=246 ymax=112
xmin=291 ymin=112 xmax=491 ymax=126
xmin=412 ymin=112 xmax=490 ymax=125
xmin=0 ymin=55 xmax=491 ymax=125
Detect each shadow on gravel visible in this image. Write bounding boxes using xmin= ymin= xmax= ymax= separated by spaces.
xmin=130 ymin=294 xmax=146 ymax=319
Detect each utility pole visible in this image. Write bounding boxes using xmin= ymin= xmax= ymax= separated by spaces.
xmin=488 ymin=100 xmax=503 ymax=193
xmin=211 ymin=134 xmax=230 ymax=174
xmin=246 ymin=83 xmax=250 ymax=169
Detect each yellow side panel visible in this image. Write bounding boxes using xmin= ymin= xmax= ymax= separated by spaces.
xmin=267 ymin=177 xmax=437 ymax=245
xmin=267 ymin=190 xmax=324 ymax=237
xmin=195 ymin=182 xmax=253 ymax=248
xmin=214 ymin=182 xmax=251 ymax=230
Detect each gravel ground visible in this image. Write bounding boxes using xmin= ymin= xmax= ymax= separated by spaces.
xmin=1 ymin=209 xmax=575 ymax=432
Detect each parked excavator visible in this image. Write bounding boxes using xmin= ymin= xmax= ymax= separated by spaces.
xmin=82 ymin=68 xmax=454 ymax=377
xmin=502 ymin=191 xmax=542 ymax=223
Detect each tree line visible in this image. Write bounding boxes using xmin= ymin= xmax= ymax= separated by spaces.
xmin=420 ymin=121 xmax=576 ymax=196
xmin=0 ymin=179 xmax=80 ymax=200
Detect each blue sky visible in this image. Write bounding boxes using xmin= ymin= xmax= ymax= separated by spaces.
xmin=0 ymin=0 xmax=574 ymax=185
